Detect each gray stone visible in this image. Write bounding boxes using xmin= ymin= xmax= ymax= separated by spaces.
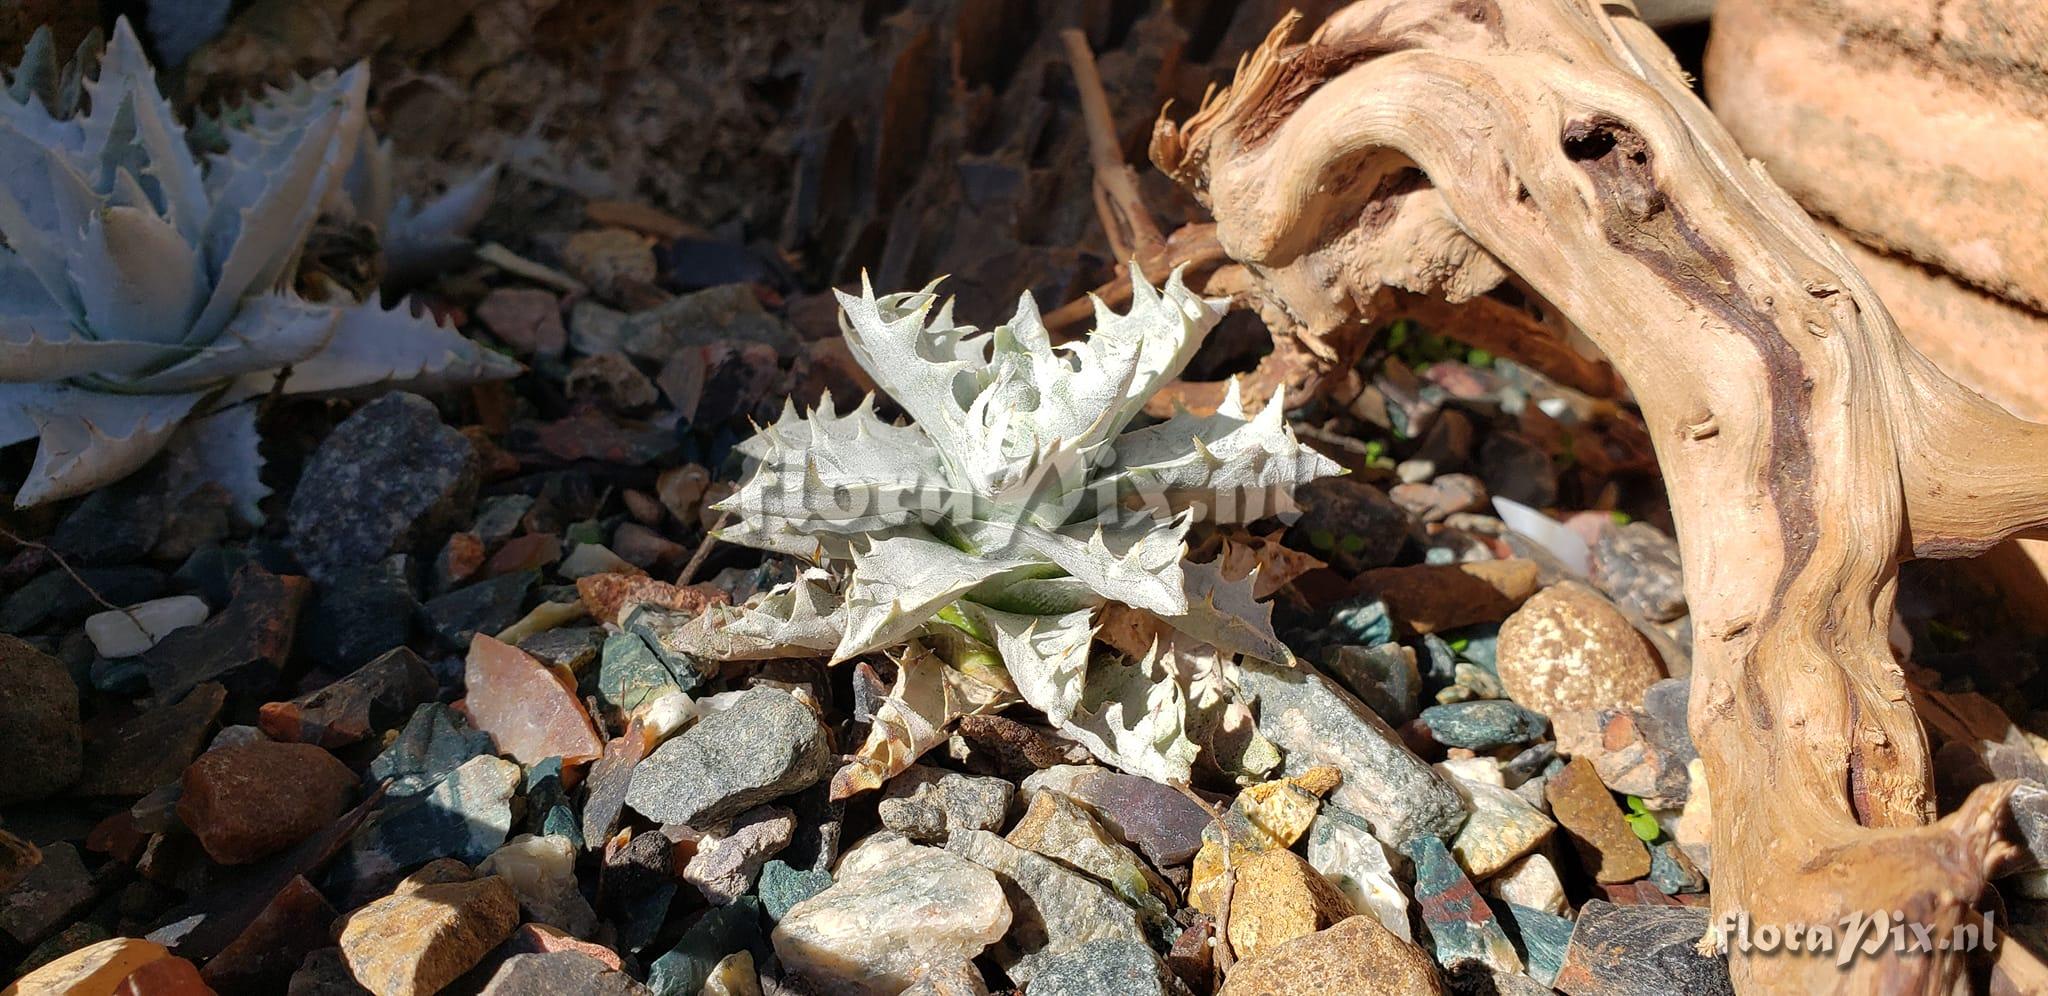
xmin=419 ymin=570 xmax=536 ymax=650
xmin=773 ymin=839 xmax=1007 ymax=996
xmin=685 ymin=805 xmax=796 ymax=905
xmin=288 ymin=393 xmax=479 ymax=583
xmin=517 ymin=626 xmax=602 ymax=674
xmin=626 ymin=687 xmax=831 ymax=828
xmin=596 ymin=630 xmax=681 ymax=720
xmin=1027 ymin=937 xmax=1183 ymax=996
xmin=1239 ymin=659 xmax=1467 ymax=847
xmin=1443 ymin=770 xmax=1555 ymax=879
xmin=1553 ymin=902 xmax=1732 ymax=996
xmin=1420 ymin=700 xmax=1549 ymax=751
xmin=878 ymin=766 xmax=1013 ymax=843
xmin=0 ymin=635 xmax=81 ymax=803
xmin=946 ymin=829 xmax=1147 ymax=985
xmin=1286 ymin=477 xmax=1412 ymax=574
xmin=331 ymin=755 xmax=519 ymax=905
xmin=0 ymin=843 xmax=93 ymax=946
xmin=1592 ymin=522 xmax=1687 ymax=623
xmin=480 ymin=952 xmax=652 ymax=995
xmin=649 ymin=898 xmax=769 ymax=996
xmin=1018 ymin=766 xmax=1212 ymax=867
xmin=1 ymin=565 xmax=163 ymax=633
xmin=300 ymin=557 xmax=417 ymax=672
xmin=1321 ymin=643 xmax=1422 ymax=725
xmin=1005 ymin=790 xmax=1173 ymax=935
xmin=366 ymin=703 xmax=496 ymax=799
xmin=1303 ymin=810 xmax=1410 ymax=941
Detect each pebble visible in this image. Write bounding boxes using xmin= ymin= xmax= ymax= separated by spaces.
xmin=626 ymin=687 xmax=832 ymax=828
xmin=480 ymin=835 xmax=597 ymax=936
xmin=1390 ymin=473 xmax=1488 ymax=523
xmin=1552 ymin=704 xmax=1694 ymax=809
xmin=333 ymin=755 xmax=519 ymax=905
xmin=1006 ymin=790 xmax=1173 ymax=934
xmin=1321 ymin=644 xmax=1422 ymax=726
xmin=575 ymin=572 xmax=724 ymax=627
xmin=757 ymin=859 xmax=832 ymax=922
xmin=596 ymin=631 xmax=684 ymax=722
xmin=773 ymin=841 xmax=1007 ymax=996
xmin=0 ymin=635 xmax=82 ymax=803
xmin=1484 ymin=853 xmax=1567 ymax=916
xmin=2 ymin=564 xmax=163 ymax=633
xmin=1216 ymin=916 xmax=1444 ymax=996
xmin=478 ymin=952 xmax=651 ymax=996
xmin=599 ymin=830 xmax=684 ymax=954
xmin=946 ymin=829 xmax=1145 ymax=985
xmin=337 ymin=861 xmax=521 ymax=996
xmin=517 ymin=626 xmax=603 ymax=674
xmin=878 ymin=766 xmax=1013 ymax=843
xmin=1237 ymin=659 xmax=1467 ymax=848
xmin=1404 ymin=835 xmax=1522 ymax=974
xmin=1025 ymin=938 xmax=1180 ymax=996
xmin=475 ymin=288 xmax=567 ymax=358
xmin=178 ymin=741 xmax=357 ymax=864
xmin=1285 ymin=478 xmax=1412 ymax=574
xmin=1647 ymin=840 xmax=1706 ymax=895
xmin=1590 ymin=521 xmax=1686 ymax=623
xmin=141 ymin=566 xmax=308 ymax=704
xmin=1552 ymin=901 xmax=1733 ymax=995
xmin=200 ymin=875 xmax=336 ymax=993
xmin=647 ymin=899 xmax=768 ymax=996
xmin=483 ymin=533 xmax=563 ymax=580
xmin=1499 ymin=902 xmax=1574 ymax=986
xmin=260 ymin=647 xmax=438 ymax=749
xmin=1017 ymin=766 xmax=1212 ymax=867
xmin=367 ymin=703 xmax=497 ymax=800
xmin=463 ymin=635 xmax=604 ymax=768
xmin=76 ymin=683 xmax=225 ymax=797
xmin=1420 ymin=700 xmax=1549 ymax=751
xmin=502 ymin=923 xmax=623 ymax=968
xmin=567 ymin=353 xmax=660 ymax=411
xmin=298 ymin=557 xmax=417 ymax=672
xmin=685 ymin=806 xmax=797 ymax=905
xmin=1304 ymin=810 xmax=1411 ymax=940
xmin=1544 ymin=757 xmax=1651 ymax=883
xmin=83 ymin=597 xmax=209 ymax=659
xmin=419 ymin=570 xmax=536 ymax=650
xmin=1227 ymin=847 xmax=1359 ymax=958
xmin=287 ymin=393 xmax=480 ymax=584
xmin=1352 ymin=560 xmax=1539 ymax=636
xmin=1 ymin=937 xmax=171 ymax=996
xmin=954 ymin=714 xmax=1093 ymax=775
xmin=1190 ymin=767 xmax=1338 ymax=913
xmin=563 ymin=228 xmax=657 ymax=299
xmin=0 ymin=842 xmax=95 ymax=946
xmin=581 ymin=723 xmax=654 ymax=848
xmin=1443 ymin=770 xmax=1554 ymax=879
xmin=1495 ymin=582 xmax=1664 ymax=716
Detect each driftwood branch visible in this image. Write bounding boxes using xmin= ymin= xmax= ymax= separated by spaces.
xmin=1150 ymin=1 xmax=2048 ymax=991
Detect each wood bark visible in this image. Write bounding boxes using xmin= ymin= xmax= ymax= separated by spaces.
xmin=1148 ymin=1 xmax=2048 ymax=991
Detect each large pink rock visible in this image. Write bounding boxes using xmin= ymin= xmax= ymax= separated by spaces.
xmin=464 ymin=636 xmax=604 ymax=769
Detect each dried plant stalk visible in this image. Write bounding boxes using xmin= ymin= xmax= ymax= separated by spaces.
xmin=1151 ymin=1 xmax=2048 ymax=991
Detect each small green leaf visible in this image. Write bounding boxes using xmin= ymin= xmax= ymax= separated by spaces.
xmin=1363 ymin=439 xmax=1385 ymax=464
xmin=1624 ymin=794 xmax=1651 ymax=814
xmin=1466 ymin=348 xmax=1494 ymax=367
xmin=1609 ymin=510 xmax=1632 ymax=525
xmin=1626 ymin=810 xmax=1661 ymax=842
xmin=1448 ymin=637 xmax=1469 ymax=653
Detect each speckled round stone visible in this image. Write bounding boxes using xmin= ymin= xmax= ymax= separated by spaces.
xmin=1495 ymin=581 xmax=1665 ymax=716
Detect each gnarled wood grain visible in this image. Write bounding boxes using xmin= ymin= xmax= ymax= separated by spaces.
xmin=1150 ymin=1 xmax=2048 ymax=991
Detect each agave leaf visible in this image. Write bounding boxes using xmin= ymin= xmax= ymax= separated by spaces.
xmin=69 ymin=204 xmax=206 ymax=345
xmin=834 ymin=276 xmax=986 ymax=473
xmin=238 ymin=294 xmax=520 ymax=399
xmin=659 ymin=570 xmax=846 ymax=661
xmin=8 ymin=386 xmax=205 ymax=507
xmin=834 ymin=534 xmax=1043 ymax=662
xmin=1100 ymin=381 xmax=1343 ymax=523
xmin=956 ymin=601 xmax=1096 ymax=726
xmin=1027 ymin=267 xmax=1225 ymax=458
xmin=160 ymin=403 xmax=268 ymax=523
xmin=0 ymin=130 xmax=89 ymax=319
xmin=135 ymin=293 xmax=339 ymax=392
xmin=724 ymin=393 xmax=952 ymax=541
xmin=5 ymin=27 xmax=58 ymax=110
xmin=955 ymin=510 xmax=1191 ymax=616
xmin=1059 ymin=645 xmax=1203 ymax=785
xmin=84 ymin=20 xmax=207 ymax=243
xmin=1156 ymin=556 xmax=1293 ymax=664
xmin=384 ymin=163 xmax=498 ymax=285
xmin=831 ymin=640 xmax=1017 ymax=799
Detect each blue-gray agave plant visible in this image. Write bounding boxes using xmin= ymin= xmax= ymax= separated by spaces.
xmin=0 ymin=19 xmax=517 ymax=509
xmin=667 ymin=269 xmax=1343 ymax=784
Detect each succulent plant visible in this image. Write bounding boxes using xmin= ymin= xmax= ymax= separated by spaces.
xmin=0 ymin=19 xmax=517 ymax=509
xmin=670 ymin=268 xmax=1342 ymax=783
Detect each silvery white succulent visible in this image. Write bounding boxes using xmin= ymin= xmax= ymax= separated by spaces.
xmin=669 ymin=268 xmax=1343 ymax=783
xmin=0 ymin=19 xmax=518 ymax=509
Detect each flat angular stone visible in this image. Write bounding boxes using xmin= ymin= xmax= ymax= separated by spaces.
xmin=954 ymin=714 xmax=1093 ymax=775
xmin=1027 ymin=938 xmax=1180 ymax=996
xmin=1544 ymin=757 xmax=1651 ymax=884
xmin=1403 ymin=835 xmax=1522 ymax=974
xmin=945 ymin=829 xmax=1145 ymax=985
xmin=299 ymin=557 xmax=418 ymax=672
xmin=1352 ymin=560 xmax=1540 ymax=636
xmin=109 ymin=953 xmax=211 ymax=994
xmin=481 ymin=952 xmax=650 ymax=996
xmin=757 ymin=860 xmax=832 ymax=922
xmin=1420 ymin=700 xmax=1548 ymax=751
xmin=479 ymin=833 xmax=597 ymax=937
xmin=1 ymin=565 xmax=164 ymax=633
xmin=1019 ymin=765 xmax=1212 ymax=867
xmin=463 ymin=635 xmax=603 ymax=768
xmin=1500 ymin=902 xmax=1574 ymax=987
xmin=420 ymin=571 xmax=536 ymax=650
xmin=596 ymin=631 xmax=682 ymax=721
xmin=626 ymin=687 xmax=831 ymax=828
xmin=142 ymin=566 xmax=308 ymax=704
xmin=179 ymin=741 xmax=358 ymax=864
xmin=338 ymin=863 xmax=521 ymax=996
xmin=1647 ymin=840 xmax=1706 ymax=895
xmin=1226 ymin=848 xmax=1358 ymax=958
xmin=260 ymin=647 xmax=439 ymax=749
xmin=1591 ymin=522 xmax=1686 ymax=622
xmin=1485 ymin=853 xmax=1567 ymax=917
xmin=1 ymin=829 xmax=39 ymax=893
xmin=1217 ymin=916 xmax=1444 ymax=996
xmin=597 ymin=830 xmax=682 ymax=954
xmin=0 ymin=634 xmax=82 ymax=803
xmin=684 ymin=806 xmax=796 ymax=905
xmin=0 ymin=842 xmax=95 ymax=946
xmin=76 ymin=683 xmax=225 ymax=797
xmin=516 ymin=626 xmax=603 ymax=674
xmin=1305 ymin=809 xmax=1410 ymax=941
xmin=1496 ymin=582 xmax=1665 ymax=716
xmin=1553 ymin=901 xmax=1732 ymax=996
xmin=879 ymin=766 xmax=1013 ymax=844
xmin=2 ymin=937 xmax=171 ymax=996
xmin=582 ymin=722 xmax=654 ymax=848
xmin=201 ymin=875 xmax=337 ymax=994
xmin=288 ymin=392 xmax=479 ymax=583
xmin=1238 ymin=659 xmax=1466 ymax=847
xmin=333 ymin=755 xmax=520 ymax=905
xmin=1443 ymin=770 xmax=1555 ymax=879
xmin=774 ymin=842 xmax=1007 ymax=996
xmin=648 ymin=899 xmax=770 ymax=996
xmin=1190 ymin=767 xmax=1339 ymax=914
xmin=576 ymin=572 xmax=723 ymax=627
xmin=1006 ymin=790 xmax=1172 ymax=934
xmin=1321 ymin=643 xmax=1422 ymax=726
xmin=367 ymin=704 xmax=496 ymax=800
xmin=476 ymin=288 xmax=567 ymax=358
